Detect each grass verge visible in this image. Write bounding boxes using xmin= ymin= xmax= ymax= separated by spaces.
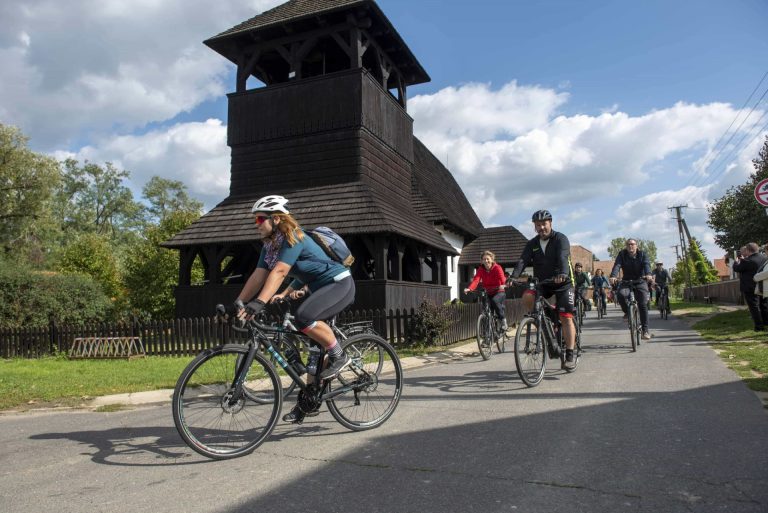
xmin=691 ymin=309 xmax=768 ymax=393
xmin=1 ymin=340 xmax=471 ymax=412
xmin=0 ymin=355 xmax=192 ymax=411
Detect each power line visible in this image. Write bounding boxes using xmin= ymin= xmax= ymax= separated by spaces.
xmin=690 ymin=70 xmax=768 ymax=184
xmin=684 ymin=71 xmax=768 ymax=190
xmin=693 ymin=112 xmax=768 ymax=190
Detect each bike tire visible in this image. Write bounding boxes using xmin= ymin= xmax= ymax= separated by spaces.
xmin=327 ymin=334 xmax=403 ymax=431
xmin=597 ymin=297 xmax=603 ymax=319
xmin=514 ymin=316 xmax=547 ymax=387
xmin=476 ymin=314 xmax=492 ymax=360
xmin=172 ymin=344 xmax=282 ymax=460
xmin=628 ymin=305 xmax=638 ymax=352
xmin=661 ymin=296 xmax=669 ymax=320
xmin=495 ymin=317 xmax=506 ymax=354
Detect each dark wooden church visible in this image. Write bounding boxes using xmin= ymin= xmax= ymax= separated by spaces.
xmin=163 ymin=0 xmax=495 ymax=317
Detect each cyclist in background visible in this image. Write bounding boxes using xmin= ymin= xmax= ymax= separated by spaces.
xmin=235 ymin=195 xmax=355 ymax=424
xmin=464 ymin=250 xmax=509 ymax=331
xmin=651 ymin=262 xmax=671 ymax=305
xmin=609 ymin=238 xmax=653 ymax=340
xmin=591 ymin=269 xmax=610 ymax=313
xmin=574 ymin=262 xmax=591 ymax=311
xmin=512 ymin=210 xmax=578 ymax=370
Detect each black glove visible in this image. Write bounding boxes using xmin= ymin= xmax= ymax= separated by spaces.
xmin=245 ymin=299 xmax=266 ymax=317
xmin=233 ymin=299 xmax=245 ymax=314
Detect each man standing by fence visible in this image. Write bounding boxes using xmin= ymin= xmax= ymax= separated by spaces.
xmin=733 ymin=242 xmax=768 ymax=332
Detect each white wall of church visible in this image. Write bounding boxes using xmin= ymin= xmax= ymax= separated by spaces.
xmin=435 ymin=225 xmax=465 ymax=300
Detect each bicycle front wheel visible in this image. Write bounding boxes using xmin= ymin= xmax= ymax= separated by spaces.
xmin=596 ymin=297 xmax=603 ymax=319
xmin=514 ymin=316 xmax=547 ymax=387
xmin=327 ymin=334 xmax=403 ymax=431
xmin=476 ymin=314 xmax=492 ymax=360
xmin=172 ymin=344 xmax=282 ymax=460
xmin=629 ymin=306 xmax=638 ymax=352
xmin=495 ymin=317 xmax=506 ymax=354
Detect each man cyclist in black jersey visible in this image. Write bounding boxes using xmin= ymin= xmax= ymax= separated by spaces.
xmin=512 ymin=210 xmax=578 ymax=370
xmin=609 ymin=238 xmax=653 ymax=340
xmin=651 ymin=262 xmax=671 ymax=306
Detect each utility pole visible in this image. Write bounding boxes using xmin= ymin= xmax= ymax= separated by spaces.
xmin=671 ymin=245 xmax=680 ymax=261
xmin=669 ymin=205 xmax=692 ymax=300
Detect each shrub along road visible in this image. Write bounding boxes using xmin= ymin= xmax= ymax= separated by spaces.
xmin=1 ymin=308 xmax=767 ymax=513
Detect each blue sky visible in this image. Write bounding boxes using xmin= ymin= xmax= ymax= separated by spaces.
xmin=1 ymin=0 xmax=767 ymax=266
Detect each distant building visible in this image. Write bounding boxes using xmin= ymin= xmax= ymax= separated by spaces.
xmin=571 ymin=245 xmax=595 ymax=273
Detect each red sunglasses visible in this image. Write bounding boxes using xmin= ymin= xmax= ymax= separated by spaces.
xmin=254 ymin=215 xmax=272 ymax=225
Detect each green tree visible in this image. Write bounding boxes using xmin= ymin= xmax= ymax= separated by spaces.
xmin=0 ymin=261 xmax=113 ymax=328
xmin=0 ymin=124 xmax=61 ymax=264
xmin=142 ymin=176 xmax=203 ymax=224
xmin=56 ymin=233 xmax=124 ymax=304
xmin=123 ymin=210 xmax=202 ymax=319
xmin=54 ymin=159 xmax=144 ymax=244
xmin=708 ymin=135 xmax=768 ymax=251
xmin=606 ymin=237 xmax=658 ymax=264
xmin=688 ymin=238 xmax=718 ymax=284
xmin=670 ymin=238 xmax=718 ymax=290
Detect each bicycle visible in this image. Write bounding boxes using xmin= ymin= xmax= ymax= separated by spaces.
xmin=266 ymin=299 xmax=381 ymax=398
xmin=575 ymin=290 xmax=587 ymax=328
xmin=618 ymin=279 xmax=645 ymax=352
xmin=593 ymin=290 xmax=606 ymax=320
xmin=513 ymin=278 xmax=582 ymax=387
xmin=470 ymin=289 xmax=507 ymax=360
xmin=172 ymin=305 xmax=403 ymax=460
xmin=657 ymin=286 xmax=670 ymax=320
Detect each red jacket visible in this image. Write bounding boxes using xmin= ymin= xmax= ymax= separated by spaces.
xmin=468 ymin=263 xmax=507 ymax=295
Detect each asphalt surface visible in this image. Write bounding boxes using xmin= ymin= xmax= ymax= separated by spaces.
xmin=1 ymin=307 xmax=767 ymax=513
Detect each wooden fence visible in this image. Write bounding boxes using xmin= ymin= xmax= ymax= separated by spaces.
xmin=0 ymin=299 xmax=526 ymax=359
xmin=686 ymin=279 xmax=743 ymax=304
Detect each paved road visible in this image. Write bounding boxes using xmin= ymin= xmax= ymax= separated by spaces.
xmin=1 ymin=308 xmax=767 ymax=513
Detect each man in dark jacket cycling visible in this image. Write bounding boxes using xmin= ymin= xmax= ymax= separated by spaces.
xmin=512 ymin=210 xmax=578 ymax=370
xmin=609 ymin=238 xmax=653 ymax=340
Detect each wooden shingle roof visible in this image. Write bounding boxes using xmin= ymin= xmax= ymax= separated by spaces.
xmin=205 ymin=0 xmax=430 ymax=86
xmin=458 ymin=226 xmax=529 ymax=266
xmin=163 ymin=182 xmax=457 ymax=254
xmin=412 ymin=138 xmax=484 ymax=241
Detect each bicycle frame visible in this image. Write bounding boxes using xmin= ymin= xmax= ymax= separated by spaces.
xmin=231 ymin=319 xmax=366 ymax=403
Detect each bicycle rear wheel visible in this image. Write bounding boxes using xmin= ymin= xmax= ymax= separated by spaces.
xmin=476 ymin=314 xmax=492 ymax=360
xmin=514 ymin=316 xmax=547 ymax=387
xmin=327 ymin=334 xmax=403 ymax=431
xmin=172 ymin=344 xmax=282 ymax=460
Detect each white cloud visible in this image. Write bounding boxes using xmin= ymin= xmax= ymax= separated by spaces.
xmin=0 ymin=0 xmax=282 ymax=150
xmin=410 ymin=84 xmax=753 ymax=226
xmin=59 ymin=119 xmax=230 ymax=209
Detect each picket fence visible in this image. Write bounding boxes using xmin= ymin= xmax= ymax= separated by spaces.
xmin=0 ymin=299 xmax=526 ymax=359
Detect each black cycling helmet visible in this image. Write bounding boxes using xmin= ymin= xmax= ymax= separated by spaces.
xmin=531 ymin=209 xmax=553 ymax=222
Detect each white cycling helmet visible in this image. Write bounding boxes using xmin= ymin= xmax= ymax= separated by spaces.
xmin=251 ymin=195 xmax=290 ymax=214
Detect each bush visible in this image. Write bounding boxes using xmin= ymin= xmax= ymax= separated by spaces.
xmin=0 ymin=263 xmax=113 ymax=328
xmin=407 ymin=299 xmax=452 ymax=347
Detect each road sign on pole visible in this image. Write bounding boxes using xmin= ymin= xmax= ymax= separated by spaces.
xmin=756 ymin=178 xmax=768 ymax=206
xmin=756 ymin=178 xmax=768 ymax=215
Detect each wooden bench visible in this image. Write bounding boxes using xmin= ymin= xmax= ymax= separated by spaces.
xmin=69 ymin=337 xmax=146 ymax=359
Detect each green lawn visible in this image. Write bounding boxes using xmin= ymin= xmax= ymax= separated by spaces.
xmin=691 ymin=309 xmax=768 ymax=392
xmin=0 ymin=340 xmax=467 ymax=411
xmin=0 ymin=355 xmax=192 ymax=410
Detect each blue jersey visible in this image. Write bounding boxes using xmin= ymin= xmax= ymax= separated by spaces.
xmin=257 ymin=231 xmax=348 ymax=292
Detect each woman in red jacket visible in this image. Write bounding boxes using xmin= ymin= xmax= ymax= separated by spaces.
xmin=464 ymin=250 xmax=509 ymax=331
